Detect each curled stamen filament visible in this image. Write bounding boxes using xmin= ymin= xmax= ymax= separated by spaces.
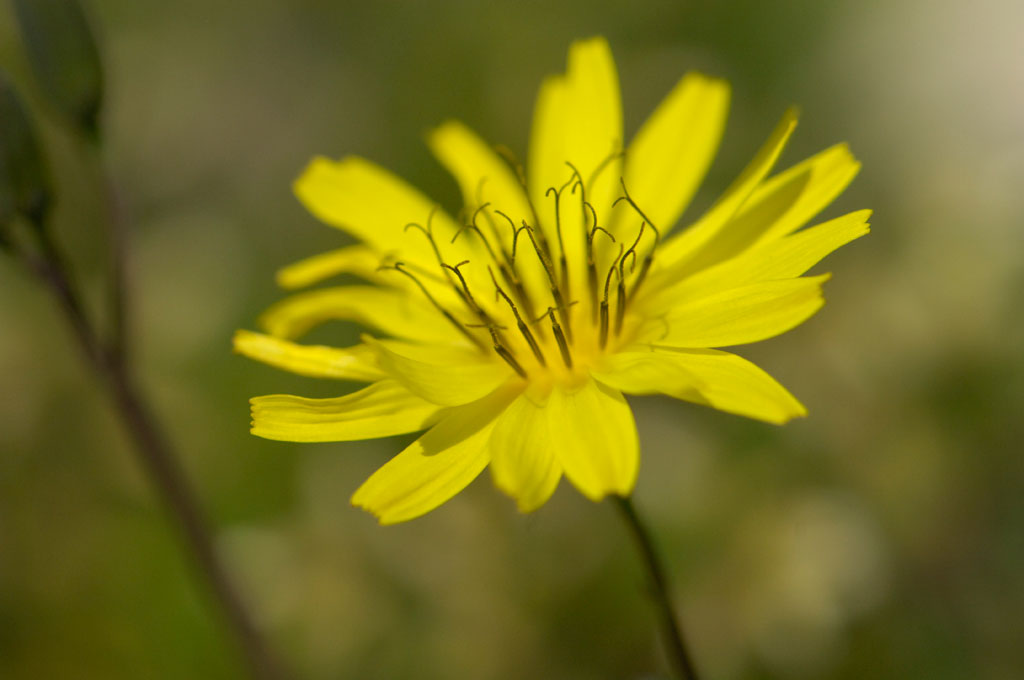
xmin=546 ymin=307 xmax=573 ymax=369
xmin=545 ymin=184 xmax=576 ymax=300
xmin=509 ymin=216 xmax=573 ymax=344
xmin=385 ymin=263 xmax=486 ymax=352
xmin=600 ymin=245 xmax=625 ymax=349
xmin=489 ymin=267 xmax=546 ymax=367
xmin=488 ymin=326 xmax=527 ymax=378
xmin=614 ymin=180 xmax=662 ymax=303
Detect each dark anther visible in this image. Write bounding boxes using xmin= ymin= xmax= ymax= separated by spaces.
xmin=546 ymin=307 xmax=573 ymax=369
xmin=383 ymin=263 xmax=486 ymax=352
xmin=481 ymin=214 xmax=537 ymax=331
xmin=615 ymin=274 xmax=627 ymax=337
xmin=489 ymin=267 xmax=546 ymax=367
xmin=444 ymin=260 xmax=512 ymax=347
xmin=442 ymin=259 xmax=480 ymax=308
xmin=516 ymin=219 xmax=573 ymax=342
xmin=486 ymin=325 xmax=527 ymax=379
xmin=600 ymin=245 xmax=624 ymax=349
xmin=583 ymin=201 xmax=616 ymax=323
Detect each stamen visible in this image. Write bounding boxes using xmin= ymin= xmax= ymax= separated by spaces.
xmin=442 ymin=260 xmax=497 ymax=327
xmin=613 ymin=179 xmax=659 ymax=232
xmin=546 ymin=307 xmax=573 ymax=369
xmin=404 ymin=209 xmax=466 ymax=303
xmin=544 ymin=185 xmax=570 ymax=297
xmin=622 ymin=222 xmax=646 ymax=274
xmin=566 ymin=161 xmax=585 ymax=205
xmin=482 ymin=207 xmax=534 ymax=320
xmin=383 ymin=263 xmax=486 ymax=352
xmin=629 ymin=248 xmax=657 ymax=303
xmin=451 ymin=203 xmax=498 ymax=260
xmin=515 ymin=219 xmax=573 ymax=343
xmin=493 ymin=209 xmax=524 ymax=264
xmin=600 ymin=245 xmax=624 ymax=349
xmin=583 ymin=201 xmax=616 ymax=322
xmin=489 ymin=267 xmax=546 ymax=367
xmin=494 ymin=145 xmax=529 ymax=190
xmin=586 ymin=146 xmax=625 ymax=195
xmin=496 ymin=145 xmax=554 ymax=268
xmin=471 ymin=182 xmax=517 ymax=270
xmin=615 ymin=270 xmax=627 ymax=337
xmin=488 ymin=326 xmax=527 ymax=379
xmin=613 ymin=180 xmax=661 ymax=303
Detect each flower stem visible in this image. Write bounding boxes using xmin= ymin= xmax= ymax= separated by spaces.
xmin=22 ymin=226 xmax=288 ymax=680
xmin=612 ymin=495 xmax=700 ymax=680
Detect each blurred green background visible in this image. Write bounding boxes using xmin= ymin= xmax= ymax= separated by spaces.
xmin=2 ymin=0 xmax=1023 ymax=678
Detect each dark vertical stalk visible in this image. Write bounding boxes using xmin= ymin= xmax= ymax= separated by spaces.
xmin=25 ymin=227 xmax=287 ymax=680
xmin=98 ymin=159 xmax=129 ymax=364
xmin=612 ymin=495 xmax=700 ymax=680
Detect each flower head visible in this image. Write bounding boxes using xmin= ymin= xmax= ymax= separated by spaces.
xmin=236 ymin=37 xmax=868 ymax=524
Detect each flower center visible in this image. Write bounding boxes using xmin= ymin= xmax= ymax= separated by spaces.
xmin=385 ymin=165 xmax=659 ymax=387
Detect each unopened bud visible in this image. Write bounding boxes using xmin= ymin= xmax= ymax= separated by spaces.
xmin=12 ymin=0 xmax=104 ymax=139
xmin=0 ymin=71 xmax=52 ymax=228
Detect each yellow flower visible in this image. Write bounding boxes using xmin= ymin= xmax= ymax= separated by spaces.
xmin=236 ymin=37 xmax=868 ymax=524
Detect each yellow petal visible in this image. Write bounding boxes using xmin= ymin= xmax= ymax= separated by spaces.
xmin=426 ymin=120 xmax=551 ymax=300
xmin=654 ymin=275 xmax=830 ymax=348
xmin=525 ymin=38 xmax=623 ymax=299
xmin=596 ymin=348 xmax=806 ymax=424
xmin=528 ymin=74 xmax=569 ymax=214
xmin=528 ymin=75 xmax=586 ymax=280
xmin=592 ymin=350 xmax=705 ymax=396
xmin=250 ymin=380 xmax=444 ymax=442
xmin=351 ymin=383 xmax=520 ymax=524
xmin=233 ymin=330 xmax=383 ymax=381
xmin=294 ymin=156 xmax=457 ymax=259
xmin=562 ymin=36 xmax=623 ymax=219
xmin=665 ymin=144 xmax=862 ymax=277
xmin=546 ymin=379 xmax=638 ymax=501
xmin=618 ymin=72 xmax=730 ymax=235
xmin=275 ymin=245 xmax=389 ymax=290
xmin=369 ymin=339 xmax=513 ymax=406
xmin=427 ymin=120 xmax=531 ymax=242
xmin=644 ymin=210 xmax=870 ymax=310
xmin=655 ymin=109 xmax=798 ymax=270
xmin=744 ymin=143 xmax=862 ymax=245
xmin=488 ymin=392 xmax=562 ymax=512
xmin=257 ymin=285 xmax=464 ymax=343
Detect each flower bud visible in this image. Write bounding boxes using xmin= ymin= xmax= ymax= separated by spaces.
xmin=0 ymin=71 xmax=52 ymax=229
xmin=12 ymin=0 xmax=104 ymax=139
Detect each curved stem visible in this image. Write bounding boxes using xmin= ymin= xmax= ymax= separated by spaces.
xmin=24 ymin=227 xmax=288 ymax=680
xmin=613 ymin=495 xmax=700 ymax=680
xmin=99 ymin=159 xmax=129 ymax=364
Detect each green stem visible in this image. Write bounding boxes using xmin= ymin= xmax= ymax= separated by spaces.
xmin=613 ymin=495 xmax=700 ymax=680
xmin=23 ymin=226 xmax=288 ymax=680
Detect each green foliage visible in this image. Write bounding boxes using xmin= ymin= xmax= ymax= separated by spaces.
xmin=0 ymin=71 xmax=50 ymax=229
xmin=11 ymin=0 xmax=104 ymax=139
